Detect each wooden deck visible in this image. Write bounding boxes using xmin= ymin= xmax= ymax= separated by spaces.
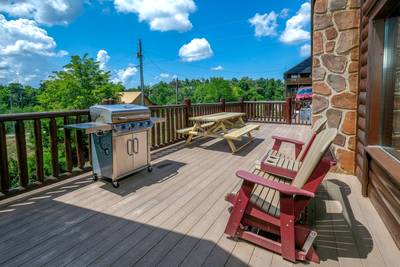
xmin=0 ymin=123 xmax=398 ymax=267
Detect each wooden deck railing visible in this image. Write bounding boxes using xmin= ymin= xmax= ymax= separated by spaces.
xmin=0 ymin=98 xmax=310 ymax=197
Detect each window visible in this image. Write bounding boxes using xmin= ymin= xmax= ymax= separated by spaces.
xmin=380 ymin=7 xmax=400 ymax=158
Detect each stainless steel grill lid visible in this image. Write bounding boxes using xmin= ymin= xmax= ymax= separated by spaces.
xmin=90 ymin=104 xmax=151 ymax=123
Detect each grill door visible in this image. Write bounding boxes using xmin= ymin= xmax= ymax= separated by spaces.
xmin=132 ymin=131 xmax=149 ymax=169
xmin=112 ymin=133 xmax=134 ymax=179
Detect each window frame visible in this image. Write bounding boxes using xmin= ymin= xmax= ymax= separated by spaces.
xmin=367 ymin=0 xmax=400 ymax=160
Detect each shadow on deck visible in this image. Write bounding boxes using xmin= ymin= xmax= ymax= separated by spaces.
xmin=0 ymin=123 xmax=398 ymax=266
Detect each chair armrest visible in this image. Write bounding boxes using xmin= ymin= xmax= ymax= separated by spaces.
xmin=260 ymin=162 xmax=297 ymax=180
xmin=271 ymin=136 xmax=305 ymax=158
xmin=236 ymin=170 xmax=314 ymax=198
xmin=272 ymin=136 xmax=305 ymax=146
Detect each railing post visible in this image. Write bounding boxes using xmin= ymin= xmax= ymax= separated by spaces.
xmin=240 ymin=97 xmax=245 ymax=113
xmin=220 ymin=98 xmax=226 ymax=112
xmin=49 ymin=118 xmax=59 ymax=178
xmin=15 ymin=120 xmax=29 ymax=187
xmin=0 ymin=121 xmax=9 ymax=193
xmin=34 ymin=119 xmax=44 ymax=183
xmin=184 ymin=98 xmax=192 ymax=127
xmin=285 ymin=97 xmax=292 ymax=124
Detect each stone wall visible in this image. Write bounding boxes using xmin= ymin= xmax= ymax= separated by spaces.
xmin=312 ymin=0 xmax=361 ymax=174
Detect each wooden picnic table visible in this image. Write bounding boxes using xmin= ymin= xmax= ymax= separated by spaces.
xmin=177 ymin=112 xmax=260 ymax=153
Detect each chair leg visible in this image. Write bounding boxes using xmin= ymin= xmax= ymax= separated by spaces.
xmin=306 ymin=246 xmax=320 ymax=263
xmin=279 ymin=195 xmax=296 ymax=262
xmin=224 ymin=181 xmax=253 ymax=236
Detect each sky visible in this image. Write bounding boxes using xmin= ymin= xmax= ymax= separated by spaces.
xmin=0 ymin=0 xmax=311 ymax=88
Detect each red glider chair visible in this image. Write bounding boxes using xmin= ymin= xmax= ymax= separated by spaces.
xmin=224 ymin=128 xmax=337 ymax=263
xmin=266 ymin=117 xmax=326 ymax=161
xmin=256 ymin=117 xmax=327 ymax=177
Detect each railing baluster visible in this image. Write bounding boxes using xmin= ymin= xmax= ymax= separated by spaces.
xmin=151 ymin=110 xmax=156 ymax=148
xmin=156 ymin=109 xmax=161 ymax=146
xmin=15 ymin=120 xmax=29 ymax=187
xmin=0 ymin=121 xmax=9 ymax=193
xmin=34 ymin=119 xmax=44 ymax=182
xmin=75 ymin=115 xmax=85 ymax=170
xmin=172 ymin=108 xmax=176 ymax=142
xmin=63 ymin=117 xmax=73 ymax=173
xmin=49 ymin=118 xmax=58 ymax=178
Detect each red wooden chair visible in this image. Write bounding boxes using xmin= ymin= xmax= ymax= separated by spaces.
xmin=224 ymin=128 xmax=337 ymax=263
xmin=256 ymin=117 xmax=327 ymax=177
xmin=266 ymin=117 xmax=326 ymax=161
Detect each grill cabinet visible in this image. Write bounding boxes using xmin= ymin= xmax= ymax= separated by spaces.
xmin=66 ymin=104 xmax=156 ymax=188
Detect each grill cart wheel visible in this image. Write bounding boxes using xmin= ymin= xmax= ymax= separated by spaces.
xmin=147 ymin=166 xmax=153 ymax=172
xmin=93 ymin=174 xmax=98 ymax=182
xmin=112 ymin=181 xmax=120 ymax=188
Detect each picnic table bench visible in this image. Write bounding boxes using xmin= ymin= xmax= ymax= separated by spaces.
xmin=178 ymin=112 xmax=260 ymax=153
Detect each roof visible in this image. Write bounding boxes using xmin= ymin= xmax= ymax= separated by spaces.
xmin=119 ymin=91 xmax=154 ymax=105
xmin=120 ymin=91 xmax=142 ymax=104
xmin=285 ymin=57 xmax=312 ymax=75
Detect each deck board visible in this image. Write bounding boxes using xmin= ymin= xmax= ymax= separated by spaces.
xmin=0 ymin=123 xmax=398 ymax=267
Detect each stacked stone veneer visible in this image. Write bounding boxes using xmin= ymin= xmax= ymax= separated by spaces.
xmin=312 ymin=0 xmax=361 ymax=174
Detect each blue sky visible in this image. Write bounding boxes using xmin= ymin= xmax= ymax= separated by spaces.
xmin=0 ymin=0 xmax=311 ymax=87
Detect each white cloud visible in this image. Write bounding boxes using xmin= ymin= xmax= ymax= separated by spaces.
xmin=0 ymin=0 xmax=84 ymax=25
xmin=0 ymin=14 xmax=68 ymax=85
xmin=179 ymin=38 xmax=213 ymax=62
xmin=112 ymin=66 xmax=138 ymax=85
xmin=280 ymin=2 xmax=311 ymax=44
xmin=249 ymin=12 xmax=278 ymax=37
xmin=300 ymin=43 xmax=311 ymax=57
xmin=211 ymin=65 xmax=223 ymax=71
xmin=114 ymin=0 xmax=196 ymax=32
xmin=279 ymin=8 xmax=289 ymax=19
xmin=96 ymin=49 xmax=110 ymax=70
xmin=159 ymin=73 xmax=169 ymax=78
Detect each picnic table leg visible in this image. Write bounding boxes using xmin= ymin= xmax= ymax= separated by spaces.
xmin=221 ymin=122 xmax=237 ymax=153
xmin=238 ymin=116 xmax=246 ymax=126
xmin=186 ymin=122 xmax=199 ymax=144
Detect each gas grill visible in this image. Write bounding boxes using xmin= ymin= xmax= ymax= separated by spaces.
xmin=66 ymin=104 xmax=157 ymax=188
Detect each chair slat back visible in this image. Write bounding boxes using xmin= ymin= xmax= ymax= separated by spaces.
xmin=297 ymin=117 xmax=327 ymax=161
xmin=292 ymin=128 xmax=337 ymax=188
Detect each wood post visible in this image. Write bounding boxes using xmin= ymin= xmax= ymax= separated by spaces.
xmin=63 ymin=116 xmax=73 ymax=173
xmin=220 ymin=98 xmax=226 ymax=112
xmin=75 ymin=115 xmax=85 ymax=170
xmin=285 ymin=97 xmax=292 ymax=124
xmin=240 ymin=97 xmax=245 ymax=113
xmin=184 ymin=98 xmax=192 ymax=127
xmin=34 ymin=119 xmax=44 ymax=183
xmin=49 ymin=118 xmax=59 ymax=178
xmin=0 ymin=122 xmax=9 ymax=193
xmin=15 ymin=120 xmax=29 ymax=188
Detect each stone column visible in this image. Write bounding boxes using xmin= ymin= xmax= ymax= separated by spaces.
xmin=312 ymin=0 xmax=361 ymax=174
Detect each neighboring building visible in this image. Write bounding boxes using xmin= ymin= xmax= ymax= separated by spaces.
xmin=119 ymin=91 xmax=154 ymax=106
xmin=312 ymin=0 xmax=400 ymax=248
xmin=284 ymin=57 xmax=312 ymax=97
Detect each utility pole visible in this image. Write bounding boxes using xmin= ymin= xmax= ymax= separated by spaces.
xmin=175 ymin=77 xmax=179 ymax=104
xmin=137 ymin=39 xmax=145 ymax=105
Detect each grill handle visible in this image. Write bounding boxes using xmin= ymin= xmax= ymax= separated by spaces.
xmin=127 ymin=139 xmax=133 ymax=156
xmin=133 ymin=138 xmax=139 ymax=154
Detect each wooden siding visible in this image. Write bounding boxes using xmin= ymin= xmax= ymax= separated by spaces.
xmin=356 ymin=0 xmax=370 ymax=181
xmin=0 ymin=123 xmax=399 ymax=266
xmin=357 ymin=0 xmax=400 ymax=249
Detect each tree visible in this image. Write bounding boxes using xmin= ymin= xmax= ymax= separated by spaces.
xmin=38 ymin=54 xmax=124 ymax=110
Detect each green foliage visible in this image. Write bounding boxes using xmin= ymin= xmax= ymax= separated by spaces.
xmin=38 ymin=54 xmax=124 ymax=110
xmin=147 ymin=77 xmax=285 ymax=105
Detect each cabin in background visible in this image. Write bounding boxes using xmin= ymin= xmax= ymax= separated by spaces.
xmin=284 ymin=57 xmax=312 ymax=97
xmin=119 ymin=91 xmax=154 ymax=106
